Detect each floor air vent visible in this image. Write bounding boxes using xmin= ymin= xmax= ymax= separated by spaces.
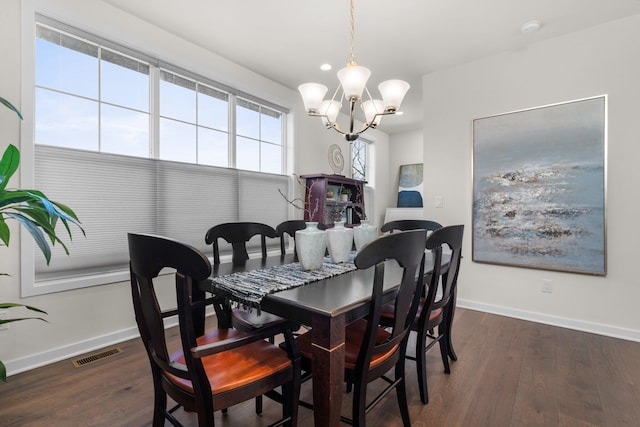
xmin=72 ymin=347 xmax=123 ymax=368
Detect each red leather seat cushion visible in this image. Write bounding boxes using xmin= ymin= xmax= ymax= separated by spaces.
xmin=165 ymin=328 xmax=292 ymax=395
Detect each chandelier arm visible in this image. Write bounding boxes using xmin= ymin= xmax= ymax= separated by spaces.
xmin=330 ymin=85 xmax=342 ymax=102
xmin=363 ymin=85 xmax=374 ymax=102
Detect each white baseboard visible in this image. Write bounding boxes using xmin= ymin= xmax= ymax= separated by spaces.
xmin=5 ymin=317 xmax=179 ymax=379
xmin=458 ymin=299 xmax=640 ymax=343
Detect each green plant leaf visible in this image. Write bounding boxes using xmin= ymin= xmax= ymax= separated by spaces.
xmin=0 ymin=189 xmax=41 ymax=205
xmin=51 ymin=199 xmax=81 ymax=223
xmin=0 ymin=302 xmax=48 ymax=314
xmin=0 ymin=97 xmax=23 ymax=120
xmin=0 ymin=145 xmax=20 ymax=192
xmin=0 ymin=216 xmax=9 ymax=246
xmin=0 ymin=316 xmax=48 ymax=325
xmin=4 ymin=212 xmax=52 ymax=263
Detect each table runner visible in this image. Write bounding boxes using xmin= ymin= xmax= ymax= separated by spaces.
xmin=212 ymin=255 xmax=357 ymax=309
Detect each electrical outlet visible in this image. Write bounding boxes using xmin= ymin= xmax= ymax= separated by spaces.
xmin=434 ymin=195 xmax=444 ymax=208
xmin=542 ymin=279 xmax=553 ymax=293
xmin=0 ymin=309 xmax=9 ymax=331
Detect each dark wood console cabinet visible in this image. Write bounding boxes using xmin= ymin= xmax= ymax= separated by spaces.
xmin=301 ymin=174 xmax=367 ymax=227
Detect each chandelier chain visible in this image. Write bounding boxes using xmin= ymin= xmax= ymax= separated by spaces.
xmin=349 ymin=0 xmax=356 ymax=65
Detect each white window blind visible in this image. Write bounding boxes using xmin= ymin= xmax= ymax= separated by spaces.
xmin=34 ymin=145 xmax=289 ymax=282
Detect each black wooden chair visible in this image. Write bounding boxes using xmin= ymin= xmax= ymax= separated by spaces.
xmin=275 ymin=220 xmax=307 ymax=257
xmin=381 ymin=224 xmax=464 ymax=404
xmin=380 ymin=218 xmax=459 ymax=359
xmin=296 ymin=230 xmax=427 ymax=426
xmin=205 ymin=222 xmax=278 ymax=265
xmin=204 ymin=222 xmax=299 ymax=413
xmin=381 ymin=219 xmax=443 ymax=234
xmin=203 ymin=222 xmax=292 ymax=332
xmin=128 ymin=232 xmax=301 ymax=427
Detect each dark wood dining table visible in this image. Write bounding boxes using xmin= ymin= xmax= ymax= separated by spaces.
xmin=201 ymin=251 xmax=440 ymax=427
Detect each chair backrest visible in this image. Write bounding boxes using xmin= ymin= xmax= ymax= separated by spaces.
xmin=204 ymin=222 xmax=277 ymax=265
xmin=275 ymin=220 xmax=307 ymax=255
xmin=380 ymin=219 xmax=443 ymax=234
xmin=353 ymin=229 xmax=427 ymax=377
xmin=423 ymin=225 xmax=464 ymax=318
xmin=128 ymin=233 xmax=212 ymax=383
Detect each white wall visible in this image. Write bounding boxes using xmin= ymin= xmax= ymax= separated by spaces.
xmin=423 ymin=15 xmax=640 ymax=340
xmin=0 ymin=0 xmax=393 ymax=376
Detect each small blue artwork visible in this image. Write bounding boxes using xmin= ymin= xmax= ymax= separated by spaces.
xmin=397 ymin=163 xmax=423 ymax=207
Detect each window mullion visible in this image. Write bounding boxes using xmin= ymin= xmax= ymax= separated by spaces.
xmin=149 ymin=66 xmax=160 ymax=158
xmin=229 ymin=94 xmax=237 ymax=168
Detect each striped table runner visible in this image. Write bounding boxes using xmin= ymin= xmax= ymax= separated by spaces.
xmin=212 ymin=255 xmax=357 ymax=309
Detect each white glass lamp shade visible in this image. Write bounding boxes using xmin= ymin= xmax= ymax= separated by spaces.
xmin=378 ymin=79 xmax=410 ymax=112
xmin=362 ymin=99 xmax=384 ymax=126
xmin=320 ymin=100 xmax=341 ymax=126
xmin=337 ymin=65 xmax=371 ymax=100
xmin=298 ymin=83 xmax=328 ymax=113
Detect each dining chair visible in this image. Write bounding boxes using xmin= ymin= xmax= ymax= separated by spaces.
xmin=128 ymin=232 xmax=301 ymax=427
xmin=380 ymin=219 xmax=443 ymax=234
xmin=380 ymin=218 xmax=461 ymax=359
xmin=275 ymin=220 xmax=307 ymax=257
xmin=296 ymin=229 xmax=427 ymax=426
xmin=204 ymin=221 xmax=299 ymax=413
xmin=381 ymin=224 xmax=464 ymax=404
xmin=204 ymin=221 xmax=293 ymax=332
xmin=205 ymin=222 xmax=278 ymax=265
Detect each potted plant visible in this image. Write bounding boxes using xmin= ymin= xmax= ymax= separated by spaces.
xmin=340 ymin=187 xmax=352 ymax=202
xmin=0 ymin=96 xmax=84 ymax=382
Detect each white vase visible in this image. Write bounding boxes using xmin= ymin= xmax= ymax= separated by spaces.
xmin=326 ymin=221 xmax=354 ymax=263
xmin=353 ymin=220 xmax=378 ymax=252
xmin=295 ymin=222 xmax=327 ymax=270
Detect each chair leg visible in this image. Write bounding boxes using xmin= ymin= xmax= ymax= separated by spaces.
xmin=352 ymin=379 xmax=368 ymax=427
xmin=151 ymin=373 xmax=168 ymax=427
xmin=395 ymin=362 xmax=412 ymax=427
xmin=446 ymin=289 xmax=458 ymax=361
xmin=439 ymin=327 xmax=451 ymax=374
xmin=282 ymin=370 xmax=300 ymax=427
xmin=416 ymin=332 xmax=430 ymax=404
xmin=153 ymin=393 xmax=167 ymax=427
xmin=255 ymin=395 xmax=263 ymax=414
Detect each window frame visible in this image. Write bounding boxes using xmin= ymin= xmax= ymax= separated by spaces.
xmin=20 ymin=13 xmax=289 ymax=297
xmin=351 ymin=137 xmax=370 ymax=182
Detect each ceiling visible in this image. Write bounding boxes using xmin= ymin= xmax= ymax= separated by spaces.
xmin=102 ymin=0 xmax=640 ymax=135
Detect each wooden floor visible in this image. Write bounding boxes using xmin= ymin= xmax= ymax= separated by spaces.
xmin=2 ymin=308 xmax=640 ymax=426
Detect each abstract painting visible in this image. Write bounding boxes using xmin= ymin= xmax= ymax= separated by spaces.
xmin=472 ymin=96 xmax=606 ymax=275
xmin=397 ymin=163 xmax=424 ymax=207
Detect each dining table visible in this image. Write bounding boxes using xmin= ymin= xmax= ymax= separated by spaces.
xmin=200 ymin=250 xmax=443 ymax=427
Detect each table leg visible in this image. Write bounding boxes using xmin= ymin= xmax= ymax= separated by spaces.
xmin=445 ymin=285 xmax=458 ymax=361
xmin=310 ymin=314 xmax=345 ymax=427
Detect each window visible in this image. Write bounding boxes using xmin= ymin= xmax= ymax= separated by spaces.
xmin=236 ymin=98 xmax=283 ymax=173
xmin=34 ymin=21 xmax=284 ymax=170
xmin=351 ymin=138 xmax=368 ymax=181
xmin=159 ymin=70 xmax=230 ymax=166
xmin=36 ymin=25 xmax=150 ymax=155
xmin=26 ymin=18 xmax=289 ymax=296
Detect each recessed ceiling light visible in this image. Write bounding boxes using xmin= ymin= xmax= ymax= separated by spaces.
xmin=320 ymin=63 xmax=332 ymax=71
xmin=520 ymin=20 xmax=542 ymax=34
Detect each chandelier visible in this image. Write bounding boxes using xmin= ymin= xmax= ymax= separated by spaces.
xmin=298 ymin=0 xmax=410 ymax=142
